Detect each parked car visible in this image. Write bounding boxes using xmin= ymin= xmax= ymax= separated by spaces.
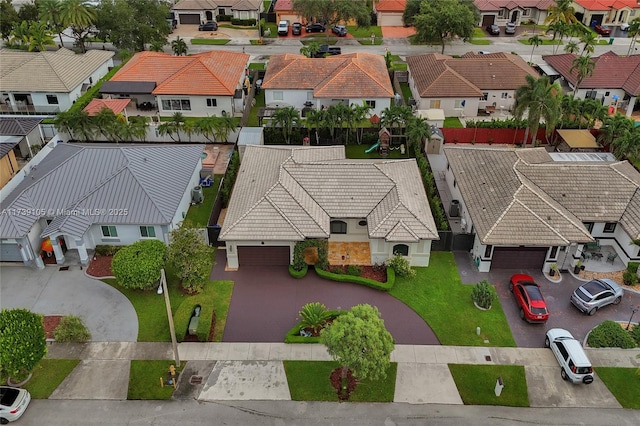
xmin=594 ymin=24 xmax=611 ymax=35
xmin=505 ymin=22 xmax=516 ymax=35
xmin=486 ymin=24 xmax=500 ymax=35
xmin=292 ymin=22 xmax=302 ymax=35
xmin=509 ymin=274 xmax=549 ymax=323
xmin=278 ymin=20 xmax=290 ymax=36
xmin=306 ymin=23 xmax=325 ymax=33
xmin=621 ymin=22 xmax=630 ymax=31
xmin=312 ymin=44 xmax=341 ymax=58
xmin=545 ymin=328 xmax=594 ymax=384
xmin=570 ymin=278 xmax=623 ymax=315
xmin=0 ymin=386 xmax=31 ymax=423
xmin=332 ymin=25 xmax=347 ymax=37
xmin=198 ymin=22 xmax=218 ymax=31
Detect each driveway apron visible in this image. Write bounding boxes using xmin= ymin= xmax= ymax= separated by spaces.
xmin=211 ymin=251 xmax=439 ymax=345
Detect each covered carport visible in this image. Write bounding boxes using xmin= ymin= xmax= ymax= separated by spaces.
xmin=555 ymin=129 xmax=599 ymax=152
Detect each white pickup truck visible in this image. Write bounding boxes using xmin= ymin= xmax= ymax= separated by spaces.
xmin=278 ymin=20 xmax=290 ymax=36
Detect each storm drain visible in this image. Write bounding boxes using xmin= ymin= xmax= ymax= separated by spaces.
xmin=190 ymin=375 xmax=203 ymax=385
xmin=485 ymin=355 xmax=492 ymax=362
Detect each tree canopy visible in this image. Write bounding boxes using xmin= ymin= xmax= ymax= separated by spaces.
xmin=514 ymin=75 xmax=561 ymax=146
xmin=320 ymin=304 xmax=394 ymax=381
xmin=112 ymin=239 xmax=167 ymax=290
xmin=0 ymin=308 xmax=47 ymax=380
xmin=167 ymin=225 xmax=215 ymax=293
xmin=292 ymin=0 xmax=370 ymax=28
xmin=413 ymin=0 xmax=479 ymax=54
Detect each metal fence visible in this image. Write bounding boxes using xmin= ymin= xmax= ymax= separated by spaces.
xmin=432 ymin=230 xmax=475 ymax=252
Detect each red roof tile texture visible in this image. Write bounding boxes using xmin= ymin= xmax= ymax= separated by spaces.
xmin=110 ymin=51 xmax=249 ymax=96
xmin=83 ymin=98 xmax=131 ymax=116
xmin=573 ymin=0 xmax=640 ymax=11
xmin=542 ymin=51 xmax=640 ymax=95
xmin=375 ymin=0 xmax=406 ymax=12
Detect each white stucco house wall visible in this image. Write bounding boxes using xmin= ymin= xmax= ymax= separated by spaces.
xmin=474 ymin=0 xmax=552 ymax=27
xmin=172 ymin=0 xmax=263 ymax=24
xmin=220 ymin=145 xmax=439 ymax=269
xmin=0 ymin=48 xmax=114 ymax=114
xmin=0 ymin=144 xmax=203 ymax=267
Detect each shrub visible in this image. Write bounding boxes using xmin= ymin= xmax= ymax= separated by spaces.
xmin=95 ymin=245 xmax=122 ymax=256
xmin=167 ymin=225 xmax=215 ymax=294
xmin=217 ymin=14 xmax=232 ymax=21
xmin=285 ymin=310 xmax=342 ymax=343
xmin=387 ymin=253 xmax=415 ymax=278
xmin=289 ymin=264 xmax=308 ymax=278
xmin=220 ymin=150 xmax=239 ymax=207
xmin=0 ymin=308 xmax=47 ymax=380
xmin=623 ymin=271 xmax=638 ymax=286
xmin=231 ymin=18 xmax=256 ymax=26
xmin=173 ymin=295 xmax=214 ymax=342
xmin=627 ymin=262 xmax=639 ymax=274
xmin=112 ymin=240 xmax=167 ymax=290
xmin=471 ymin=280 xmax=496 ymax=309
xmin=630 ymin=324 xmax=640 ymax=346
xmin=53 ymin=315 xmax=91 ymax=343
xmin=292 ymin=239 xmax=328 ymax=271
xmin=346 ymin=265 xmax=362 ymax=276
xmin=587 ymin=320 xmax=636 ymax=349
xmin=315 ymin=266 xmax=395 ymax=291
xmin=298 ymin=302 xmax=331 ymax=335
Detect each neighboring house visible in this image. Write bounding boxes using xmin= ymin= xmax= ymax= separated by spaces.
xmin=220 ymin=145 xmax=439 ymax=269
xmin=100 ymin=51 xmax=250 ymax=117
xmin=374 ymin=0 xmax=406 ymax=26
xmin=172 ymin=0 xmax=262 ymax=25
xmin=474 ymin=0 xmax=554 ymax=27
xmin=262 ymin=53 xmax=394 ymax=116
xmin=406 ymin=52 xmax=539 ymax=117
xmin=0 ymin=117 xmax=43 ymax=160
xmin=444 ymin=146 xmax=640 ymax=272
xmin=83 ymin=98 xmax=131 ymax=119
xmin=274 ymin=0 xmax=359 ymax=25
xmin=0 ymin=143 xmax=19 ymax=190
xmin=571 ymin=0 xmax=640 ymax=29
xmin=0 ymin=144 xmax=203 ymax=267
xmin=542 ymin=51 xmax=640 ymax=117
xmin=0 ymin=48 xmax=114 ymax=114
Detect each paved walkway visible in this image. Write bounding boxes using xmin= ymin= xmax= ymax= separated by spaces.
xmin=46 ymin=342 xmax=640 ymax=406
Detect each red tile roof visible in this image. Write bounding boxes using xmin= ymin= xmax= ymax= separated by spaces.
xmin=375 ymin=0 xmax=406 ymax=12
xmin=110 ymin=51 xmax=249 ymax=96
xmin=407 ymin=52 xmax=539 ymax=98
xmin=262 ymin=53 xmax=394 ymax=98
xmin=573 ymin=0 xmax=640 ymax=11
xmin=83 ymin=98 xmax=131 ymax=116
xmin=274 ymin=0 xmax=293 ymax=11
xmin=542 ymin=51 xmax=640 ymax=95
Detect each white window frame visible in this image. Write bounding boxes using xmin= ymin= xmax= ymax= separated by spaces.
xmin=101 ymin=225 xmax=118 ymax=238
xmin=140 ymin=226 xmax=156 ymax=238
xmin=161 ymin=98 xmax=191 ymax=111
xmin=206 ymin=98 xmax=217 ymax=107
xmin=454 ymin=99 xmax=465 ymax=109
xmin=273 ymin=91 xmax=284 ymax=101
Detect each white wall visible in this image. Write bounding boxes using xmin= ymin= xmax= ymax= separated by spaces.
xmin=170 ymin=158 xmax=203 ymax=229
xmin=86 ymin=224 xmax=167 ymax=248
xmin=370 ymin=238 xmax=432 ymax=267
xmin=157 ymin=95 xmax=236 ymax=117
xmin=575 ymin=88 xmax=626 ymax=111
xmin=265 ymin=89 xmax=391 ymax=116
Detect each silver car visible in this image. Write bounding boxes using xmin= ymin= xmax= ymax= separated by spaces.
xmin=570 ymin=279 xmax=623 ymax=315
xmin=0 ymin=386 xmax=31 ymax=423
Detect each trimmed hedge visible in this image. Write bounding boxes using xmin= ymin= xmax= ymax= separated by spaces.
xmin=315 ymin=266 xmax=395 ymax=291
xmin=587 ymin=320 xmax=636 ymax=349
xmin=173 ymin=296 xmax=214 ymax=343
xmin=95 ymin=245 xmax=122 ymax=256
xmin=217 ymin=14 xmax=232 ymax=21
xmin=289 ymin=264 xmax=308 ymax=278
xmin=292 ymin=239 xmax=328 ymax=271
xmin=231 ymin=18 xmax=257 ymax=26
xmin=284 ymin=310 xmax=342 ymax=344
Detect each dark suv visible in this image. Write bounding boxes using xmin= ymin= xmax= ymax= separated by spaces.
xmin=199 ymin=22 xmax=218 ymax=31
xmin=306 ymin=23 xmax=325 ymax=33
xmin=292 ymin=22 xmax=302 ymax=35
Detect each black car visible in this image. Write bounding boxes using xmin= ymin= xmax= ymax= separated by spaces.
xmin=306 ymin=23 xmax=325 ymax=33
xmin=199 ymin=22 xmax=218 ymax=31
xmin=332 ymin=25 xmax=347 ymax=37
xmin=486 ymin=24 xmax=500 ymax=35
xmin=292 ymin=22 xmax=302 ymax=35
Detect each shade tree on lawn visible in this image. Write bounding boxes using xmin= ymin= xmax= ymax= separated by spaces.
xmin=292 ymin=0 xmax=370 ymax=30
xmin=0 ymin=308 xmax=47 ymax=382
xmin=167 ymin=224 xmax=215 ymax=294
xmin=412 ymin=0 xmax=478 ymax=54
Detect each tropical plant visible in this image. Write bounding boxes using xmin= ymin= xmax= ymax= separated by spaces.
xmin=304 ymin=108 xmax=325 ymax=144
xmin=528 ymin=34 xmax=542 ymax=63
xmin=8 ymin=20 xmax=56 ymax=51
xmin=586 ymin=320 xmax=636 ymax=349
xmin=406 ymin=116 xmax=430 ymax=154
xmin=548 ymin=21 xmax=570 ymax=54
xmin=60 ymin=0 xmax=98 ymax=53
xmin=158 ymin=112 xmax=185 ymax=142
xmin=272 ymin=106 xmax=300 ymax=144
xmin=564 ymin=40 xmax=579 ymax=54
xmin=112 ymin=239 xmax=167 ymax=290
xmin=579 ymin=31 xmax=598 ymax=55
xmin=610 ymin=127 xmax=640 ymax=160
xmin=598 ymin=113 xmax=634 ymax=148
xmin=53 ymin=109 xmax=94 ymax=141
xmin=53 ymin=315 xmax=91 ymax=342
xmin=627 ymin=18 xmax=640 ymax=56
xmin=149 ymin=39 xmax=165 ymax=52
xmin=387 ymin=253 xmax=415 ymax=278
xmin=380 ymin=105 xmax=413 ymax=136
xmin=38 ymin=0 xmax=65 ymax=46
xmin=544 ymin=0 xmax=577 ymax=27
xmin=513 ymin=75 xmax=561 ymax=146
xmin=298 ymin=302 xmax=331 ymax=335
xmin=291 ymin=0 xmax=370 ymax=33
xmin=569 ymin=55 xmax=595 ymax=95
xmin=299 ymin=41 xmax=320 ymax=58
xmin=0 ymin=308 xmax=47 ymax=381
xmin=167 ymin=225 xmax=214 ymax=294
xmin=352 ymin=102 xmax=372 ymax=144
xmin=0 ymin=0 xmax=20 ymax=41
xmin=171 ymin=36 xmax=188 ymax=56
xmin=471 ymin=280 xmax=496 ymax=309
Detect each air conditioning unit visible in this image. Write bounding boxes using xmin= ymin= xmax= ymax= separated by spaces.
xmin=191 ymin=185 xmax=204 ymax=204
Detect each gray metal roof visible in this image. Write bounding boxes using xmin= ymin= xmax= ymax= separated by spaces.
xmin=0 ymin=144 xmax=203 ymax=238
xmin=0 ymin=141 xmax=19 ymax=158
xmin=0 ymin=117 xmax=42 ymax=136
xmin=220 ymin=145 xmax=439 ymax=242
xmin=238 ymin=127 xmax=263 ymax=146
xmin=99 ymin=81 xmax=157 ymax=95
xmin=444 ymin=146 xmax=640 ymax=244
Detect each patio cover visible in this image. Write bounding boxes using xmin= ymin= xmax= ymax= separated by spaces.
xmin=83 ymin=98 xmax=131 ymax=116
xmin=557 ymin=129 xmax=598 ymax=149
xmin=99 ymin=81 xmax=156 ymax=95
xmin=0 ymin=139 xmax=20 ymax=158
xmin=416 ymin=109 xmax=445 ymax=121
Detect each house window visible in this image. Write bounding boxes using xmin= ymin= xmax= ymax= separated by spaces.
xmin=161 ymin=98 xmax=191 ymax=111
xmin=206 ymin=98 xmax=217 ymax=107
xmin=365 ymin=100 xmax=376 ymax=108
xmin=484 ymin=245 xmax=493 ymax=258
xmin=605 ymin=91 xmax=610 ymax=96
xmin=498 ymin=8 xmax=506 ymax=18
xmin=549 ymin=246 xmax=558 ymax=259
xmin=522 ymin=8 xmax=531 ymax=17
xmin=273 ymin=91 xmax=283 ymax=101
xmin=358 ymin=220 xmax=367 ymax=227
xmin=393 ymin=244 xmax=409 ymax=256
xmin=585 ymin=91 xmax=597 ymax=99
xmin=501 ymin=92 xmax=508 ymax=99
xmin=454 ymin=99 xmax=466 ymax=109
xmin=480 ymin=93 xmax=488 ymax=101
xmin=140 ymin=226 xmax=156 ymax=238
xmin=583 ymin=222 xmax=594 ymax=233
xmin=429 ymin=100 xmax=441 ymax=108
xmin=453 ymin=179 xmax=457 ymax=188
xmin=603 ymin=222 xmax=616 ymax=233
xmin=330 ymin=220 xmax=347 ymax=234
xmin=101 ymin=226 xmax=118 ymax=238
xmin=46 ymin=95 xmax=59 ymax=105
xmin=307 ymin=91 xmax=314 ymax=100
xmin=218 ymin=8 xmax=226 ymax=15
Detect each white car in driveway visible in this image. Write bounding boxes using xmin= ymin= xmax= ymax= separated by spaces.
xmin=0 ymin=386 xmax=31 ymax=423
xmin=545 ymin=328 xmax=594 ymax=384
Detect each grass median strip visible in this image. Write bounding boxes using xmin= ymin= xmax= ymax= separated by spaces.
xmin=284 ymin=361 xmax=396 ymax=402
xmin=22 ymin=359 xmax=80 ymax=398
xmin=128 ymin=360 xmax=186 ymax=400
xmin=595 ymin=367 xmax=640 ymax=409
xmin=448 ymin=364 xmax=529 ymax=407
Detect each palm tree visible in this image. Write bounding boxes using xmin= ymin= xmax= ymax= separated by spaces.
xmin=304 ymin=108 xmax=325 ymax=145
xmin=581 ymin=98 xmax=607 ymax=129
xmin=564 ymin=40 xmax=579 ymax=54
xmin=149 ymin=40 xmax=165 ymax=52
xmin=324 ymin=104 xmax=343 ymax=143
xmin=158 ymin=112 xmax=186 ymax=142
xmin=195 ymin=116 xmax=222 ymax=142
xmin=627 ymin=18 xmax=640 ymax=56
xmin=59 ymin=0 xmax=97 ymax=53
xmin=38 ymin=0 xmax=64 ymax=47
xmin=610 ymin=127 xmax=640 ymax=160
xmin=171 ymin=36 xmax=188 ymax=56
xmin=405 ymin=117 xmax=430 ymax=154
xmin=579 ymin=31 xmax=598 ymax=55
xmin=528 ymin=35 xmax=542 ymax=63
xmin=23 ymin=21 xmax=55 ymax=52
xmin=560 ymin=94 xmax=581 ymax=127
xmin=569 ymin=55 xmax=595 ymax=95
xmin=513 ymin=75 xmax=561 ymax=146
xmin=548 ymin=21 xmax=570 ymax=54
xmin=272 ymin=106 xmax=300 ymax=144
xmin=352 ymin=102 xmax=371 ymax=144
xmin=128 ymin=116 xmax=149 ymax=142
xmin=381 ymin=105 xmax=413 ymax=136
xmin=299 ymin=41 xmax=320 ymax=58
xmin=329 ymin=103 xmax=351 ymax=143
xmin=54 ymin=110 xmax=94 ymax=141
xmin=598 ymin=113 xmax=634 ymax=149
xmin=93 ymin=107 xmax=119 ymax=140
xmin=545 ymin=0 xmax=578 ymax=26
xmin=213 ymin=114 xmax=237 ymax=142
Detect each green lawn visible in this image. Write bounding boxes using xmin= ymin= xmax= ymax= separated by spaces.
xmin=128 ymin=360 xmax=186 ymax=400
xmin=301 ymin=37 xmax=338 ymax=45
xmin=595 ymin=367 xmax=640 ymax=409
xmin=23 ymin=359 xmax=79 ymax=398
xmin=184 ymin=181 xmax=221 ymax=227
xmin=248 ymin=62 xmax=266 ymax=70
xmin=400 ymin=82 xmax=412 ymax=105
xmin=246 ymin=90 xmax=265 ymax=127
xmin=473 ymin=27 xmax=486 ymax=38
xmin=358 ymin=38 xmax=384 ymax=45
xmin=191 ymin=39 xmax=231 ymax=45
xmin=469 ymin=39 xmax=491 ymax=45
xmin=347 ymin=26 xmax=382 ymax=38
xmin=448 ymin=364 xmax=529 ymax=406
xmin=389 ymin=252 xmax=516 ymax=347
xmin=345 ymin=144 xmax=410 ymax=159
xmin=444 ymin=117 xmax=464 ymax=128
xmin=262 ymin=22 xmax=278 ymax=38
xmin=284 ymin=361 xmax=396 ymax=402
xmin=518 ymin=39 xmax=561 ymax=45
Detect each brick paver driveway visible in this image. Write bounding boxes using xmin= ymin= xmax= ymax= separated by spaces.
xmin=211 ymin=252 xmax=439 ymax=345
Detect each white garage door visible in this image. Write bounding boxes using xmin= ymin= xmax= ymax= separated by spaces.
xmin=379 ymin=13 xmax=404 ymax=27
xmin=0 ymin=239 xmax=22 ymax=262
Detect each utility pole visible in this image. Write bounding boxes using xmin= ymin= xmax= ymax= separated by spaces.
xmin=161 ymin=269 xmax=180 ymax=365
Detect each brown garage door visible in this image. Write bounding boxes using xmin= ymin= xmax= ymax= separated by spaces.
xmin=179 ymin=14 xmax=201 ymax=24
xmin=491 ymin=247 xmax=547 ymax=270
xmin=482 ymin=15 xmax=495 ymax=27
xmin=238 ymin=246 xmax=290 ymax=266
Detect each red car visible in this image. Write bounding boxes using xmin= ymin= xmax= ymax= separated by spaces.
xmin=594 ymin=24 xmax=611 ymax=35
xmin=509 ymin=274 xmax=549 ymax=323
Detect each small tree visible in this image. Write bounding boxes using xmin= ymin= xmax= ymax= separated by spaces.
xmin=167 ymin=225 xmax=215 ymax=293
xmin=387 ymin=253 xmax=415 ymax=278
xmin=0 ymin=308 xmax=47 ymax=381
xmin=471 ymin=280 xmax=496 ymax=309
xmin=112 ymin=239 xmax=167 ymax=290
xmin=321 ymin=304 xmax=394 ymax=398
xmin=298 ymin=302 xmax=331 ymax=335
xmin=53 ymin=315 xmax=91 ymax=342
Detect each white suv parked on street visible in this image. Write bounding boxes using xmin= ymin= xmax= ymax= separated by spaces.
xmin=545 ymin=328 xmax=594 ymax=384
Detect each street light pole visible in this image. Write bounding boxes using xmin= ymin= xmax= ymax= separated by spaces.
xmin=257 ymin=6 xmax=262 ymax=44
xmin=626 ymin=304 xmax=639 ymax=330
